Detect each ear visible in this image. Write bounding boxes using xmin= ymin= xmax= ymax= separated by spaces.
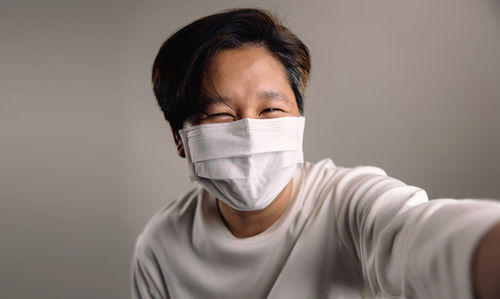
xmin=170 ymin=125 xmax=186 ymax=158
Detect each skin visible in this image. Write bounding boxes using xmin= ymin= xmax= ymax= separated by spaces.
xmin=170 ymin=45 xmax=500 ymax=297
xmin=172 ymin=46 xmax=300 ymax=238
xmin=473 ymin=222 xmax=500 ymax=299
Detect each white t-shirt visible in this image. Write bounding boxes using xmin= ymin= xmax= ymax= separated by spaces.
xmin=131 ymin=159 xmax=500 ymax=299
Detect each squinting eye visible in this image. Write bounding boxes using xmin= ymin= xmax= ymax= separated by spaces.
xmin=201 ymin=112 xmax=236 ymax=124
xmin=261 ymin=108 xmax=284 ymax=113
xmin=208 ymin=112 xmax=233 ymax=118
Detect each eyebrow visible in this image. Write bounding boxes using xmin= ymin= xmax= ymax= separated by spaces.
xmin=202 ymin=90 xmax=292 ymax=106
xmin=257 ymin=90 xmax=291 ymax=103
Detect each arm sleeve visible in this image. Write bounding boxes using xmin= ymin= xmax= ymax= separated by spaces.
xmin=131 ymin=235 xmax=169 ymax=299
xmin=333 ymin=167 xmax=500 ymax=299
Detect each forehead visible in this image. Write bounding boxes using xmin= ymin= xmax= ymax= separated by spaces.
xmin=202 ymin=46 xmax=295 ymax=103
xmin=209 ymin=46 xmax=286 ymax=76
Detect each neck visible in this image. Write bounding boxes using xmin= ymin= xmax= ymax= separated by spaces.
xmin=217 ymin=179 xmax=294 ymax=238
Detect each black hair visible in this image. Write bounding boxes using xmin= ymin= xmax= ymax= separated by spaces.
xmin=152 ymin=8 xmax=311 ymax=131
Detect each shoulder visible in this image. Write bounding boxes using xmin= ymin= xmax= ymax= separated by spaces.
xmin=299 ymin=158 xmax=392 ymax=194
xmin=134 ymin=186 xmax=202 ymax=256
xmin=299 ymin=158 xmax=427 ymax=211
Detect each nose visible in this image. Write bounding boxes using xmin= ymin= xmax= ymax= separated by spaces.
xmin=237 ymin=109 xmax=260 ymax=120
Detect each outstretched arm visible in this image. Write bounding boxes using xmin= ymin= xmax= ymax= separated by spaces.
xmin=473 ymin=222 xmax=500 ymax=299
xmin=332 ymin=167 xmax=500 ymax=299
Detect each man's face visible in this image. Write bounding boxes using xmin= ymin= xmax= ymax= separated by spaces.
xmin=198 ymin=46 xmax=300 ymax=124
xmin=173 ymin=46 xmax=300 ymax=157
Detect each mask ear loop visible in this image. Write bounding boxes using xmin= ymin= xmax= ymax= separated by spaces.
xmin=176 ymin=133 xmax=186 ymax=157
xmin=178 ymin=128 xmax=197 ymax=182
xmin=297 ymin=116 xmax=305 ymax=166
xmin=170 ymin=124 xmax=186 ymax=158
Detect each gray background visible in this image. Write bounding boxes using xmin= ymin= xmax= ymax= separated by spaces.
xmin=2 ymin=0 xmax=499 ymax=298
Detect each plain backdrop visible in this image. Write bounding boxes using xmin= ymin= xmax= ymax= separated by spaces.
xmin=1 ymin=0 xmax=499 ymax=298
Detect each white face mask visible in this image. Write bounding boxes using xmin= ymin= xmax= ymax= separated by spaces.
xmin=179 ymin=116 xmax=305 ymax=211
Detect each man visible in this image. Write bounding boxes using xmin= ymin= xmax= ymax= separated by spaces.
xmin=132 ymin=8 xmax=500 ymax=299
